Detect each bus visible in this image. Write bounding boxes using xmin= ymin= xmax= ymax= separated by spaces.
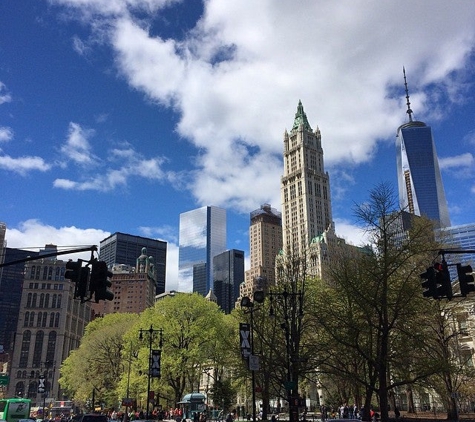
xmin=0 ymin=398 xmax=32 ymax=422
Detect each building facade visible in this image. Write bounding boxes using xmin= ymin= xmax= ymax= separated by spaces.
xmin=240 ymin=204 xmax=282 ymax=300
xmin=7 ymin=248 xmax=92 ymax=403
xmin=281 ymin=101 xmax=334 ymax=255
xmin=178 ymin=206 xmax=227 ymax=294
xmin=396 ymin=70 xmax=451 ymax=229
xmin=213 ymin=249 xmax=244 ymax=314
xmin=99 ymin=232 xmax=167 ymax=295
xmin=0 ymin=248 xmax=40 ymax=356
xmin=91 ymin=247 xmax=157 ymax=316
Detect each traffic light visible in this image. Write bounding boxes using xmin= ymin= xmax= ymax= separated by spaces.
xmin=421 ymin=266 xmax=438 ymax=298
xmin=457 ymin=263 xmax=474 ymax=297
xmin=90 ymin=260 xmax=114 ymax=302
xmin=64 ymin=259 xmax=83 ymax=283
xmin=74 ymin=266 xmax=90 ymax=302
xmin=434 ymin=261 xmax=453 ymax=299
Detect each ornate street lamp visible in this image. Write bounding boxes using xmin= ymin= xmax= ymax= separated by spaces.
xmin=139 ymin=325 xmax=163 ymax=418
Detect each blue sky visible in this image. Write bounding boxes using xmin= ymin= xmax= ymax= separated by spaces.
xmin=1 ymin=0 xmax=475 ymax=292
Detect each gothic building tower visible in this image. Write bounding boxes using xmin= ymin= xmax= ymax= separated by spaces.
xmin=281 ymin=101 xmax=335 ymax=255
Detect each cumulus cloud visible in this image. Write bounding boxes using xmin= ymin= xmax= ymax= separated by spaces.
xmin=439 ymin=153 xmax=474 ymax=170
xmin=59 ymin=122 xmax=98 ymax=167
xmin=47 ymin=0 xmax=475 ymax=213
xmin=0 ymin=154 xmax=52 ymax=175
xmin=0 ymin=127 xmax=14 ymax=143
xmin=54 ymin=143 xmax=169 ymax=191
xmin=4 ymin=219 xmax=111 ymax=261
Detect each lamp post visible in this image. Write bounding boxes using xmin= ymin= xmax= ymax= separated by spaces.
xmin=139 ymin=325 xmax=163 ymax=419
xmin=240 ymin=291 xmax=264 ymax=422
xmin=269 ymin=288 xmax=304 ymax=422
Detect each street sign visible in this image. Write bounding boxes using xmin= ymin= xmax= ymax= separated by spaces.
xmin=240 ymin=323 xmax=251 ymax=359
xmin=249 ymin=355 xmax=260 ymax=371
xmin=38 ymin=375 xmax=46 ymax=393
xmin=150 ymin=349 xmax=161 ymax=378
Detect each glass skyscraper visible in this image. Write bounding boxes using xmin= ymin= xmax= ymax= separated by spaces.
xmin=396 ymin=70 xmax=451 ymax=228
xmin=213 ymin=249 xmax=244 ymax=314
xmin=178 ymin=206 xmax=227 ymax=294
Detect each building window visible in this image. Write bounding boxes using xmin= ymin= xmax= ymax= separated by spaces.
xmin=46 ymin=332 xmax=56 ymax=364
xmin=32 ymin=331 xmax=44 ymax=368
xmin=19 ymin=331 xmax=31 ymax=368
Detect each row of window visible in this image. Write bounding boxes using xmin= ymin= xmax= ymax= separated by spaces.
xmin=28 ymin=265 xmax=65 ymax=281
xmin=16 ymin=369 xmax=53 ymax=379
xmin=24 ymin=312 xmax=61 ymax=328
xmin=26 ymin=293 xmax=62 ymax=308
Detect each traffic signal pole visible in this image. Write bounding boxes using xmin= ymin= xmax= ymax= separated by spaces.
xmin=0 ymin=245 xmax=97 ymax=268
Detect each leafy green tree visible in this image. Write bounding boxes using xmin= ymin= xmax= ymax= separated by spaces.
xmin=124 ymin=293 xmax=232 ymax=406
xmin=60 ymin=313 xmax=139 ymax=410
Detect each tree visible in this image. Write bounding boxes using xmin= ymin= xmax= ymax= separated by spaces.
xmin=128 ymin=293 xmax=232 ymax=406
xmin=60 ymin=313 xmax=139 ymax=409
xmin=308 ymin=182 xmax=442 ymax=422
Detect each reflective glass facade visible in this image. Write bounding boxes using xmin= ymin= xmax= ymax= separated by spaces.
xmin=213 ymin=249 xmax=244 ymax=314
xmin=396 ymin=121 xmax=451 ymax=228
xmin=179 ymin=206 xmax=227 ymax=293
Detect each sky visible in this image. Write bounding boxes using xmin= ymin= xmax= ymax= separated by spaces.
xmin=1 ymin=0 xmax=475 ymax=292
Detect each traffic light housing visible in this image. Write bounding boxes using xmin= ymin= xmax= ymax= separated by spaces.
xmin=90 ymin=260 xmax=114 ymax=302
xmin=457 ymin=263 xmax=474 ymax=297
xmin=421 ymin=266 xmax=438 ymax=299
xmin=74 ymin=266 xmax=90 ymax=302
xmin=434 ymin=262 xmax=452 ymax=299
xmin=64 ymin=259 xmax=83 ymax=284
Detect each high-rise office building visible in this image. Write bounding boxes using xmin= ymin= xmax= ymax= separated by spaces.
xmin=179 ymin=206 xmax=227 ymax=294
xmin=240 ymin=204 xmax=282 ymax=300
xmin=213 ymin=249 xmax=244 ymax=314
xmin=281 ymin=101 xmax=334 ymax=254
xmin=396 ymin=69 xmax=451 ymax=229
xmin=7 ymin=247 xmax=92 ymax=402
xmin=91 ymin=247 xmax=157 ymax=316
xmin=99 ymin=232 xmax=167 ymax=295
xmin=0 ymin=247 xmax=39 ymax=356
xmin=280 ymin=101 xmax=347 ymax=280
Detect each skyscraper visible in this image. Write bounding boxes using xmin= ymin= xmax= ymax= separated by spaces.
xmin=213 ymin=249 xmax=244 ymax=314
xmin=99 ymin=232 xmax=167 ymax=295
xmin=396 ymin=69 xmax=451 ymax=229
xmin=179 ymin=206 xmax=227 ymax=294
xmin=240 ymin=204 xmax=282 ymax=300
xmin=281 ymin=101 xmax=334 ymax=253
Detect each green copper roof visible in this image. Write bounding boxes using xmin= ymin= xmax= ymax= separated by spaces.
xmin=292 ymin=100 xmax=312 ymax=132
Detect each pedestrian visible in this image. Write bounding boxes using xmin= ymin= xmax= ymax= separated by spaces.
xmin=394 ymin=407 xmax=400 ymax=420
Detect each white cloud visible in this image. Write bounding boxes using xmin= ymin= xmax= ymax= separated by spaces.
xmin=4 ymin=219 xmax=110 ymax=262
xmin=101 ymin=0 xmax=475 ymax=212
xmin=439 ymin=153 xmax=474 ymax=170
xmin=0 ymin=127 xmax=13 ymax=143
xmin=0 ymin=154 xmax=52 ymax=175
xmin=0 ymin=82 xmax=11 ymax=104
xmin=60 ymin=122 xmax=98 ymax=167
xmin=334 ymin=218 xmax=370 ymax=247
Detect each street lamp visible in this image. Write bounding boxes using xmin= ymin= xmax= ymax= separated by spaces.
xmin=139 ymin=325 xmax=163 ymax=419
xmin=240 ymin=291 xmax=264 ymax=422
xmin=268 ymin=288 xmax=304 ymax=422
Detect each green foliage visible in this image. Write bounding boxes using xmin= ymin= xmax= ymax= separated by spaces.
xmin=59 ymin=312 xmax=139 ymax=409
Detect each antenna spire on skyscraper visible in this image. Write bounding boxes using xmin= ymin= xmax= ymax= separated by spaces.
xmin=403 ymin=67 xmax=414 ymax=122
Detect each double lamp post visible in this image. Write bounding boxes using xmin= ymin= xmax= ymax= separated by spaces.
xmin=139 ymin=325 xmax=163 ymax=419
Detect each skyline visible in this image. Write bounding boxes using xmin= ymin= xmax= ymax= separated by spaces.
xmin=1 ymin=1 xmax=475 ymax=291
